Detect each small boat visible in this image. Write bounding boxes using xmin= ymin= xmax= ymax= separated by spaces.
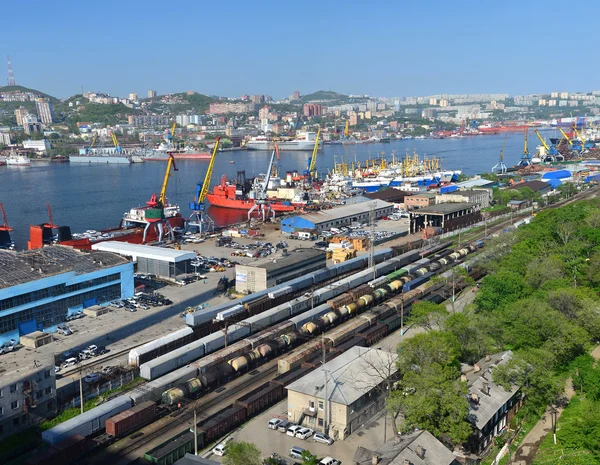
xmin=6 ymin=152 xmax=30 ymax=166
xmin=230 ymin=160 xmax=235 ymax=164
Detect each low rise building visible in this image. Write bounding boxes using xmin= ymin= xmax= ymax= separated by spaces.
xmin=286 ymin=347 xmax=397 ymax=440
xmin=509 ymin=180 xmax=552 ymax=196
xmin=91 ymin=242 xmax=196 ymax=279
xmin=0 ymin=246 xmax=133 ymax=344
xmin=235 ymin=248 xmax=326 ymax=293
xmin=0 ymin=363 xmax=56 ymax=441
xmin=281 ymin=199 xmax=394 ymax=234
xmin=464 ymin=351 xmax=522 ymax=457
xmin=436 ymin=189 xmax=491 ymax=208
xmin=404 ymin=192 xmax=436 ymax=210
xmin=22 ymin=139 xmax=51 ymax=153
xmin=409 ymin=203 xmax=481 ymax=234
xmin=354 ymin=430 xmax=460 ymax=465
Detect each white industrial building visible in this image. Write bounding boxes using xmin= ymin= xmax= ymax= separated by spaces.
xmin=91 ymin=242 xmax=196 ymax=278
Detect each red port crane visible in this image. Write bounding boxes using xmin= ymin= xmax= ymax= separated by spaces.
xmin=45 ymin=202 xmax=59 ymax=229
xmin=0 ymin=203 xmax=13 ymax=231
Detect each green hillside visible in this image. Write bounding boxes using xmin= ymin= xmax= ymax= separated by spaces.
xmin=146 ymin=92 xmax=216 ymax=114
xmin=300 ymin=90 xmax=348 ymax=103
xmin=0 ymin=85 xmax=58 ymax=102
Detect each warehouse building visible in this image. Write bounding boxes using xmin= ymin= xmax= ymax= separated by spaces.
xmin=0 ymin=246 xmax=133 ymax=344
xmin=403 ymin=192 xmax=436 ymax=210
xmin=409 ymin=203 xmax=481 ymax=234
xmin=286 ymin=347 xmax=397 ymax=440
xmin=436 ymin=189 xmax=491 ymax=208
xmin=281 ymin=199 xmax=394 ymax=234
xmin=235 ymin=248 xmax=326 ymax=293
xmin=364 ymin=188 xmax=408 ymax=204
xmin=0 ymin=364 xmax=56 ymax=441
xmin=91 ymin=242 xmax=196 ymax=279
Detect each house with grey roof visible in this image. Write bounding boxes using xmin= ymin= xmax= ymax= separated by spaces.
xmin=354 ymin=430 xmax=461 ymax=465
xmin=463 ymin=351 xmax=522 ymax=456
xmin=286 ymin=346 xmax=398 ymax=440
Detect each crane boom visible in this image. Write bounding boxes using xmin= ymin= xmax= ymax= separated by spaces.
xmin=523 ymin=129 xmax=529 ymax=155
xmin=0 ymin=203 xmax=12 ymax=231
xmin=307 ymin=128 xmax=321 ymax=179
xmin=261 ymin=143 xmax=279 ymax=199
xmin=534 ymin=130 xmax=550 ymax=151
xmin=197 ymin=137 xmax=221 ymax=204
xmin=558 ymin=127 xmax=573 ymax=146
xmin=572 ymin=125 xmax=586 ymax=145
xmin=344 ymin=121 xmax=349 ymax=137
xmin=158 ymin=154 xmax=178 ymax=206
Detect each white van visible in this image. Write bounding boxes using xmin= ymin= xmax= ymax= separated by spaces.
xmin=62 ymin=357 xmax=78 ymax=368
xmin=298 ymin=232 xmax=313 ymax=241
xmin=213 ymin=442 xmax=227 ymax=456
xmin=330 ymin=228 xmax=341 ymax=234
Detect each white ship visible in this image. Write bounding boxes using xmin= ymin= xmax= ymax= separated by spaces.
xmin=6 ymin=153 xmax=30 ymax=166
xmin=245 ymin=132 xmax=323 ymax=151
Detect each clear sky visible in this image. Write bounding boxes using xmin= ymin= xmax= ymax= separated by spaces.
xmin=2 ymin=0 xmax=598 ymax=99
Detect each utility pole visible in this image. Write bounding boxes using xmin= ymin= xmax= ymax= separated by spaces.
xmin=400 ymin=299 xmax=404 ymax=337
xmin=322 ymin=368 xmax=329 ymax=435
xmin=194 ymin=409 xmax=198 ymax=454
xmin=368 ymin=203 xmax=376 ymax=280
xmin=79 ymin=364 xmax=84 ymax=414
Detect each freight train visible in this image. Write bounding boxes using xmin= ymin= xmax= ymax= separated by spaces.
xmin=42 ymin=241 xmax=482 ymax=453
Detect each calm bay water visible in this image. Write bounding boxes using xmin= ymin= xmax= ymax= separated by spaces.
xmin=0 ymin=129 xmax=558 ymax=249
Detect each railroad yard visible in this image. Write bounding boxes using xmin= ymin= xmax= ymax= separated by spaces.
xmin=2 ymin=187 xmax=596 ymax=465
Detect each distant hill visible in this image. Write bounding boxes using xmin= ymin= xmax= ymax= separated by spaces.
xmin=146 ymin=91 xmax=216 ymax=114
xmin=300 ymin=90 xmax=348 ymax=103
xmin=0 ymin=85 xmax=58 ymax=102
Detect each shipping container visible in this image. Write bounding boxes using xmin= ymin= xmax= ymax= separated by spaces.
xmin=234 ymin=382 xmax=285 ymax=416
xmin=198 ymin=404 xmax=247 ymax=443
xmin=106 ymin=401 xmax=157 ymax=437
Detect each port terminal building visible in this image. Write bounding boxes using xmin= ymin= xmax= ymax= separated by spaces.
xmin=281 ymin=199 xmax=394 ymax=234
xmin=91 ymin=242 xmax=196 ymax=279
xmin=235 ymin=248 xmax=326 ymax=293
xmin=0 ymin=246 xmax=133 ymax=344
xmin=409 ymin=203 xmax=481 ymax=234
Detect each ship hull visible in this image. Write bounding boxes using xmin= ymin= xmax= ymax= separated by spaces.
xmin=144 ymin=153 xmax=211 ymax=161
xmin=207 ymin=194 xmax=296 ymax=212
xmin=70 ymin=155 xmax=131 ymax=164
xmin=478 ymin=126 xmax=529 ymax=133
xmin=246 ymin=141 xmax=323 ymax=151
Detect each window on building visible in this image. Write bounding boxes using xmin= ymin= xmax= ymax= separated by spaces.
xmin=309 ymin=400 xmax=315 ymax=411
xmin=46 ymin=401 xmax=53 ymax=411
xmin=0 ymin=406 xmax=3 ymax=416
xmin=308 ymin=417 xmax=314 ymax=425
xmin=11 ymin=401 xmax=18 ymax=410
xmin=36 ymin=390 xmax=43 ymax=400
xmin=9 ymin=384 xmax=16 ymax=393
xmin=318 ymin=401 xmax=323 ymax=411
xmin=0 ymin=388 xmax=2 ymax=397
xmin=318 ymin=418 xmax=323 ymax=427
xmin=0 ymin=424 xmax=3 ymax=434
xmin=44 ymin=370 xmax=51 ymax=379
xmin=45 ymin=387 xmax=52 ymax=395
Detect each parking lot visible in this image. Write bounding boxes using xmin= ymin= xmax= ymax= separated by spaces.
xmin=207 ymin=399 xmax=394 ymax=464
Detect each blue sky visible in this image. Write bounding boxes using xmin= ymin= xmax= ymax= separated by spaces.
xmin=2 ymin=0 xmax=598 ymax=99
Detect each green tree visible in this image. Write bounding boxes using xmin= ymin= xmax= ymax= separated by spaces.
xmin=396 ymin=331 xmax=460 ymax=372
xmin=475 ymin=270 xmax=525 ymax=312
xmin=223 ymin=441 xmax=262 ymax=465
xmin=300 ymin=451 xmax=320 ymax=465
xmin=443 ymin=313 xmax=490 ymax=364
xmin=407 ymin=301 xmax=449 ymax=330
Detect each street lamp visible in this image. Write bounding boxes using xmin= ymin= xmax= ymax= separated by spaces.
xmin=550 ymin=405 xmax=558 ymax=445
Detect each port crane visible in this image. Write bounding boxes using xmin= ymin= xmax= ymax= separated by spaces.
xmin=518 ymin=129 xmax=532 ymax=167
xmin=166 ymin=122 xmax=177 ymax=150
xmin=492 ymin=136 xmax=507 ymax=174
xmin=534 ymin=130 xmax=562 ymax=162
xmin=247 ymin=143 xmax=280 ymax=221
xmin=572 ymin=125 xmax=595 ymax=150
xmin=111 ymin=132 xmax=123 ymax=154
xmin=344 ymin=120 xmax=350 ymax=138
xmin=188 ymin=137 xmax=221 ymax=234
xmin=305 ymin=128 xmax=321 ymax=181
xmin=86 ymin=133 xmax=98 ymax=154
xmin=144 ymin=153 xmax=178 ymax=243
xmin=0 ymin=203 xmax=14 ymax=250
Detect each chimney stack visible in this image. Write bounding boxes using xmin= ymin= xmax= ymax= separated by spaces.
xmin=485 ymin=354 xmax=491 ymax=362
xmin=416 ymin=445 xmax=425 ymax=459
xmin=481 ymin=381 xmax=490 ymax=395
xmin=403 ymin=460 xmax=411 ymax=465
xmin=372 ymin=455 xmax=380 ymax=465
xmin=460 ymin=374 xmax=467 ymax=382
xmin=471 ymin=393 xmax=480 ymax=404
xmin=474 ymin=363 xmax=481 ymax=373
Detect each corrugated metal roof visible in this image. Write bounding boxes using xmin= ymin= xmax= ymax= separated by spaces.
xmin=291 ymin=199 xmax=393 ymax=225
xmin=91 ymin=241 xmax=196 ymax=263
xmin=286 ymin=347 xmax=397 ymax=406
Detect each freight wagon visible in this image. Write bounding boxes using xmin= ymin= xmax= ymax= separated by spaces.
xmin=198 ymin=404 xmax=247 ymax=443
xmin=144 ymin=430 xmax=201 ymax=465
xmin=234 ymin=382 xmax=285 ymax=417
xmin=128 ymin=327 xmax=194 ymax=367
xmin=105 ymin=401 xmax=157 ymax=437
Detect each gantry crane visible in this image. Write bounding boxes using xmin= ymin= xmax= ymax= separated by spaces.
xmin=166 ymin=122 xmax=177 ymax=150
xmin=572 ymin=125 xmax=595 ymax=150
xmin=144 ymin=154 xmax=178 ymax=243
xmin=86 ymin=133 xmax=98 ymax=153
xmin=188 ymin=137 xmax=221 ymax=234
xmin=518 ymin=129 xmax=532 ymax=167
xmin=344 ymin=120 xmax=350 ymax=138
xmin=111 ymin=132 xmax=123 ymax=154
xmin=0 ymin=203 xmax=14 ymax=250
xmin=248 ymin=143 xmax=280 ymax=221
xmin=305 ymin=128 xmax=321 ymax=181
xmin=492 ymin=136 xmax=507 ymax=174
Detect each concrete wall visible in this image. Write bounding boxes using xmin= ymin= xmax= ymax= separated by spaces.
xmin=235 ymin=266 xmax=267 ymax=293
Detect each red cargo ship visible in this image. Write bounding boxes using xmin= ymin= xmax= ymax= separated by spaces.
xmin=28 ymin=205 xmax=184 ymax=251
xmin=207 ymin=175 xmax=300 ymax=212
xmin=477 ymin=123 xmax=530 ymax=134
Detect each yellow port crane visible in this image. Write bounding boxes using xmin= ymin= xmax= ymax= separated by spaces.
xmin=306 ymin=128 xmax=321 ymax=181
xmin=534 ymin=130 xmax=550 ymax=152
xmin=558 ymin=127 xmax=573 ymax=146
xmin=188 ymin=137 xmax=221 ymax=233
xmin=111 ymin=132 xmax=123 ymax=154
xmin=344 ymin=121 xmax=349 ymax=137
xmin=143 ymin=153 xmax=178 ymax=242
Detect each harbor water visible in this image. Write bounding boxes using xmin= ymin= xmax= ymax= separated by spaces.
xmin=0 ymin=130 xmax=557 ymax=248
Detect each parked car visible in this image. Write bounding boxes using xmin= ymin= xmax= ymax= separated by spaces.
xmin=83 ymin=373 xmax=102 ymax=383
xmin=212 ymin=442 xmax=227 ymax=456
xmin=289 ymin=446 xmax=307 ymax=460
xmin=287 ymin=425 xmax=302 ymax=437
xmin=61 ymin=357 xmax=78 ymax=368
xmin=319 ymin=457 xmax=341 ymax=465
xmin=313 ymin=433 xmax=334 ymax=445
xmin=277 ymin=420 xmax=291 ymax=433
xmin=268 ymin=418 xmax=282 ymax=430
xmin=295 ymin=427 xmax=314 ymax=440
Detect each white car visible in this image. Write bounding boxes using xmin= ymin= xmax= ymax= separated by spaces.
xmin=287 ymin=424 xmax=302 ymax=437
xmin=83 ymin=373 xmax=102 ymax=383
xmin=268 ymin=418 xmax=282 ymax=430
xmin=319 ymin=457 xmax=341 ymax=465
xmin=212 ymin=442 xmax=227 ymax=456
xmin=313 ymin=433 xmax=334 ymax=445
xmin=295 ymin=427 xmax=314 ymax=440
